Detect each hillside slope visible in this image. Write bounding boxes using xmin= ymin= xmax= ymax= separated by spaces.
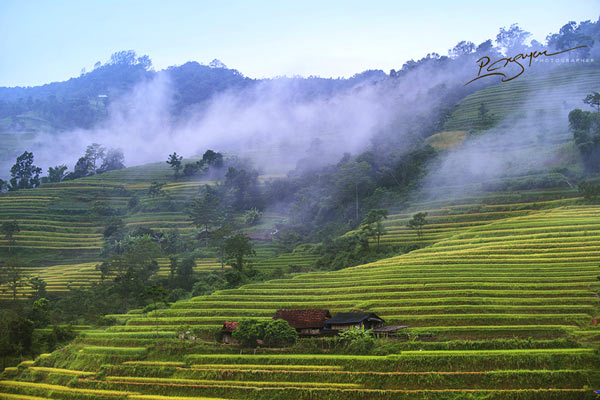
xmin=2 ymin=201 xmax=599 ymax=399
xmin=417 ymin=66 xmax=600 ymax=206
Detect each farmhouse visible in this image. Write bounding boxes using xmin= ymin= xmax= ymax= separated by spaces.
xmin=220 ymin=321 xmax=238 ymax=344
xmin=325 ymin=312 xmax=385 ymax=331
xmin=273 ymin=309 xmax=331 ymax=336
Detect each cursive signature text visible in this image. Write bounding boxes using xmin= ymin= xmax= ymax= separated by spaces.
xmin=465 ymin=46 xmax=588 ymax=85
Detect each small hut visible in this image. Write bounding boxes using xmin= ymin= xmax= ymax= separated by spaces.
xmin=325 ymin=312 xmax=385 ymax=331
xmin=273 ymin=309 xmax=331 ymax=336
xmin=372 ymin=325 xmax=409 ymax=338
xmin=220 ymin=321 xmax=238 ymax=344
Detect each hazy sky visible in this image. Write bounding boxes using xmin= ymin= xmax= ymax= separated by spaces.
xmin=1 ymin=0 xmax=599 ymax=87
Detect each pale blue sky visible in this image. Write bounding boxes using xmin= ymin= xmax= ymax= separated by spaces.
xmin=1 ymin=0 xmax=599 ymax=87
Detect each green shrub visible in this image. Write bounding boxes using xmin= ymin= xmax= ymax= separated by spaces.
xmin=263 ymin=319 xmax=298 ymax=347
xmin=232 ymin=318 xmax=265 ymax=348
xmin=335 ymin=327 xmax=375 ymax=354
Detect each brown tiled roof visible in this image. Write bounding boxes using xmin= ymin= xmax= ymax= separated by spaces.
xmin=274 ymin=309 xmax=331 ymax=329
xmin=221 ymin=321 xmax=238 ymax=333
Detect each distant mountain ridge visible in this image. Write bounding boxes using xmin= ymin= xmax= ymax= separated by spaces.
xmin=0 ymin=56 xmax=387 ymax=132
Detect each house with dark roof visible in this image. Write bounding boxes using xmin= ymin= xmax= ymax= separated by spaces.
xmin=220 ymin=321 xmax=238 ymax=344
xmin=325 ymin=312 xmax=385 ymax=331
xmin=273 ymin=309 xmax=331 ymax=336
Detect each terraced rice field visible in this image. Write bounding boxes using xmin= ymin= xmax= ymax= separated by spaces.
xmin=0 ymin=259 xmax=230 ymax=300
xmin=362 ymin=191 xmax=578 ymax=247
xmin=0 ymin=166 xmax=309 ymax=298
xmin=444 ymin=67 xmax=600 ymax=131
xmin=156 ymin=258 xmax=230 ymax=277
xmin=419 ymin=66 xmax=600 ymax=206
xmin=142 ymin=206 xmax=600 ymax=333
xmin=0 ymin=186 xmax=105 ymax=265
xmin=3 ymin=204 xmax=598 ymax=399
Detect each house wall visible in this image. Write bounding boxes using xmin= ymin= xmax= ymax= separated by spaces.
xmin=330 ymin=323 xmax=362 ymax=331
xmin=364 ymin=321 xmax=384 ymax=330
xmin=299 ymin=328 xmax=321 ymax=336
xmin=330 ymin=321 xmax=384 ymax=331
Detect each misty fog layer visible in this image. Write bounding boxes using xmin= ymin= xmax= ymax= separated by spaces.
xmin=15 ymin=48 xmax=498 ymax=178
xmin=417 ymin=65 xmax=598 ymax=203
xmin=25 ymin=73 xmax=393 ymax=176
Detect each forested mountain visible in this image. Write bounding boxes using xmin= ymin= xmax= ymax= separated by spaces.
xmin=0 ymin=51 xmax=391 ymax=132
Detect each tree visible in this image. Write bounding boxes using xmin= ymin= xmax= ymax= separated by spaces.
xmin=0 ymin=312 xmax=34 ymax=361
xmin=168 ymin=256 xmax=178 ymax=287
xmin=224 ymin=234 xmax=255 ymax=273
xmin=96 ymin=236 xmax=162 ymax=309
xmin=232 ymin=318 xmax=265 ymax=347
xmin=495 ymin=23 xmax=531 ymax=55
xmin=335 ymin=161 xmax=374 ymax=222
xmin=145 ymin=285 xmax=169 ymax=338
xmin=211 ymin=225 xmax=232 ymax=270
xmin=103 ymin=217 xmax=125 ymax=239
xmin=28 ymin=276 xmax=47 ymax=301
xmin=46 ymin=165 xmax=67 ymax=183
xmin=148 ymin=181 xmax=165 ymax=198
xmin=160 ymin=229 xmax=182 ymax=254
xmin=29 ymin=298 xmax=51 ymax=328
xmin=263 ymin=319 xmax=298 ymax=347
xmin=476 ymin=39 xmax=493 ymax=54
xmin=167 ymin=152 xmax=183 ymax=179
xmin=9 ymin=151 xmax=42 ymax=190
xmin=546 ymin=21 xmax=594 ymax=58
xmin=71 ymin=156 xmax=93 ymax=179
xmin=84 ymin=143 xmax=106 ymax=174
xmin=584 ymin=92 xmax=600 ymax=113
xmin=209 ymin=59 xmax=227 ymax=69
xmin=183 ymin=162 xmax=203 ymax=177
xmin=449 ymin=41 xmax=475 ymax=58
xmin=187 ymin=186 xmax=224 ymax=245
xmin=243 ymin=208 xmax=262 ymax=226
xmin=98 ymin=148 xmax=125 ymax=173
xmin=477 ymin=103 xmax=493 ymax=130
xmin=176 ymin=255 xmax=195 ymax=290
xmin=0 ymin=179 xmax=6 ymax=193
xmin=578 ymin=181 xmax=600 ymax=202
xmin=1 ymin=221 xmax=20 ymax=253
xmin=569 ymin=102 xmax=600 ymax=173
xmin=202 ymin=149 xmax=224 ymax=168
xmin=137 ymin=55 xmax=153 ymax=70
xmin=1 ymin=257 xmax=28 ymax=301
xmin=361 ymin=209 xmax=388 ymax=249
xmin=110 ymin=50 xmax=137 ymax=65
xmin=224 ymin=167 xmax=262 ymax=210
xmin=407 ymin=212 xmax=428 ymax=240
